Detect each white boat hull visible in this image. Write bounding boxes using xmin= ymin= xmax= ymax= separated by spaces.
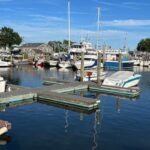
xmin=49 ymin=60 xmax=58 ymax=67
xmin=0 ymin=60 xmax=11 ymax=67
xmin=74 ymin=60 xmax=98 ymax=70
xmin=140 ymin=61 xmax=149 ymax=67
xmin=75 ymin=70 xmax=107 ymax=82
xmin=59 ymin=61 xmax=72 ymax=68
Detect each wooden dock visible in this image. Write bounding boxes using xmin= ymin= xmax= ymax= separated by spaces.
xmin=43 ymin=77 xmax=71 ymax=85
xmin=0 ymin=77 xmax=140 ymax=112
xmin=0 ymin=83 xmax=99 ymax=111
xmin=88 ymin=83 xmax=141 ymax=98
xmin=38 ymin=91 xmax=100 ymax=110
xmin=42 ymin=78 xmax=140 ymax=98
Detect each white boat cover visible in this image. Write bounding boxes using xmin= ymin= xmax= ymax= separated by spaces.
xmin=106 ymin=71 xmax=134 ymax=81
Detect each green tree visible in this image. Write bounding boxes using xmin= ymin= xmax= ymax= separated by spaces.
xmin=137 ymin=38 xmax=150 ymax=52
xmin=63 ymin=39 xmax=74 ymax=46
xmin=0 ymin=26 xmax=22 ymax=49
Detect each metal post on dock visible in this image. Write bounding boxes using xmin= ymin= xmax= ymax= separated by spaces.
xmin=119 ymin=53 xmax=122 ymax=71
xmin=80 ymin=52 xmax=84 ymax=82
xmin=97 ymin=52 xmax=102 ymax=84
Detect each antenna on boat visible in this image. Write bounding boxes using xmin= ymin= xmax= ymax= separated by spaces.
xmin=68 ymin=0 xmax=71 ymax=50
xmin=96 ymin=1 xmax=100 ymax=50
xmin=124 ymin=32 xmax=128 ymax=52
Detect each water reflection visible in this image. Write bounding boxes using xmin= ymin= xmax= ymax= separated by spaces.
xmin=64 ymin=110 xmax=69 ymax=133
xmin=0 ymin=99 xmax=35 ymax=112
xmin=92 ymin=110 xmax=101 ymax=150
xmin=0 ymin=135 xmax=11 ymax=145
xmin=116 ymin=97 xmax=121 ymax=113
xmin=134 ymin=66 xmax=150 ymax=73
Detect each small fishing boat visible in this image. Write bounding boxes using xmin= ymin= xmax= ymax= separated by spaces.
xmin=0 ymin=59 xmax=11 ymax=67
xmin=140 ymin=61 xmax=150 ymax=67
xmin=74 ymin=70 xmax=107 ymax=82
xmin=36 ymin=59 xmax=45 ymax=67
xmin=102 ymin=71 xmax=141 ymax=88
xmin=49 ymin=59 xmax=59 ymax=67
xmin=58 ymin=61 xmax=72 ymax=69
xmin=104 ymin=60 xmax=134 ymax=69
xmin=74 ymin=59 xmax=96 ymax=70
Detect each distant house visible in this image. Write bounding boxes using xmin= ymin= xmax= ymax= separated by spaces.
xmin=20 ymin=43 xmax=53 ymax=58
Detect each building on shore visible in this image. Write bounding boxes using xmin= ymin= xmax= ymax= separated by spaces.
xmin=20 ymin=43 xmax=53 ymax=59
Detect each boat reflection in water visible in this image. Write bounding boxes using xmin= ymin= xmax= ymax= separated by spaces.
xmin=0 ymin=135 xmax=11 ymax=146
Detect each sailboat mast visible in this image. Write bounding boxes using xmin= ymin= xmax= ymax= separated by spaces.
xmin=96 ymin=1 xmax=100 ymax=50
xmin=68 ymin=0 xmax=71 ymax=50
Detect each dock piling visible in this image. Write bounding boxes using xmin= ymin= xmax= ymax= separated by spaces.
xmin=80 ymin=52 xmax=84 ymax=82
xmin=97 ymin=52 xmax=102 ymax=84
xmin=119 ymin=53 xmax=122 ymax=71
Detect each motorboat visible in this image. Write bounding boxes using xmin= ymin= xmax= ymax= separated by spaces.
xmin=74 ymin=58 xmax=97 ymax=70
xmin=36 ymin=58 xmax=45 ymax=67
xmin=100 ymin=49 xmax=134 ymax=69
xmin=140 ymin=61 xmax=150 ymax=67
xmin=58 ymin=61 xmax=72 ymax=69
xmin=133 ymin=60 xmax=140 ymax=66
xmin=49 ymin=59 xmax=59 ymax=67
xmin=0 ymin=59 xmax=11 ymax=67
xmin=74 ymin=70 xmax=107 ymax=82
xmin=102 ymin=71 xmax=141 ymax=88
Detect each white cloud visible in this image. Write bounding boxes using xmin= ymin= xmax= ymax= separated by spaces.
xmin=29 ymin=14 xmax=65 ymax=22
xmin=1 ymin=19 xmax=148 ymax=49
xmin=103 ymin=20 xmax=150 ymax=27
xmin=123 ymin=2 xmax=150 ymax=6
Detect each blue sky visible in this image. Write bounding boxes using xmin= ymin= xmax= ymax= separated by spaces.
xmin=0 ymin=0 xmax=150 ymax=49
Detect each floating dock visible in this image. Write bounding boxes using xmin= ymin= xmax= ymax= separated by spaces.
xmin=43 ymin=77 xmax=71 ymax=85
xmin=88 ymin=83 xmax=141 ymax=98
xmin=0 ymin=83 xmax=99 ymax=111
xmin=42 ymin=78 xmax=141 ymax=98
xmin=0 ymin=77 xmax=140 ymax=113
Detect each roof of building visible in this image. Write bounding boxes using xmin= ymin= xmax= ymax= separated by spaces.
xmin=20 ymin=43 xmax=45 ymax=48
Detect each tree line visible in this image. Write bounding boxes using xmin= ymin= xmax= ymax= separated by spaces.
xmin=0 ymin=26 xmax=22 ymax=49
xmin=137 ymin=38 xmax=150 ymax=52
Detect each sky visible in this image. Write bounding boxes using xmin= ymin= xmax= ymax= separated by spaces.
xmin=0 ymin=0 xmax=150 ymax=49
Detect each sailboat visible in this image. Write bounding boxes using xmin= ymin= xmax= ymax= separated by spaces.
xmin=58 ymin=0 xmax=72 ymax=69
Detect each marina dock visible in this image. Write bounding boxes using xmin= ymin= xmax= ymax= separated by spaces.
xmin=0 ymin=77 xmax=140 ymax=113
xmin=0 ymin=83 xmax=99 ymax=111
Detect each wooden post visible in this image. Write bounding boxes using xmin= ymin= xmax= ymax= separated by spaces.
xmin=10 ymin=54 xmax=13 ymax=64
xmin=102 ymin=44 xmax=105 ymax=67
xmin=97 ymin=52 xmax=101 ymax=84
xmin=119 ymin=53 xmax=122 ymax=71
xmin=80 ymin=52 xmax=84 ymax=82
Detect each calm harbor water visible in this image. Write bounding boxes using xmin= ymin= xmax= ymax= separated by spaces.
xmin=0 ymin=66 xmax=150 ymax=150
